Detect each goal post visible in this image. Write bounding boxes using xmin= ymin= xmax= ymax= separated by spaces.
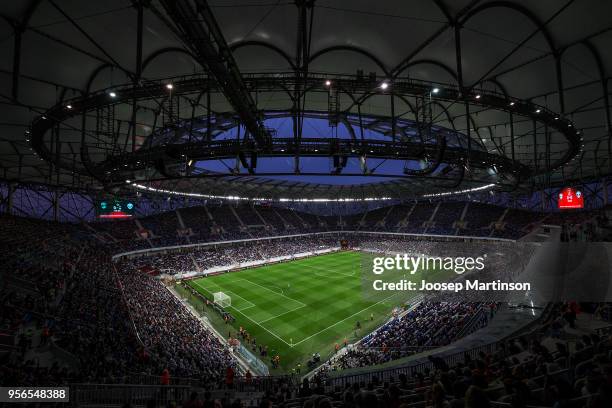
xmin=213 ymin=292 xmax=231 ymax=308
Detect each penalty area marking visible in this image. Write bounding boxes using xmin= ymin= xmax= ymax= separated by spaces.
xmin=192 ymin=280 xmax=292 ymax=346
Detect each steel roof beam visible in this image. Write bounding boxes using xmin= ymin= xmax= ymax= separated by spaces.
xmin=157 ymin=0 xmax=271 ymax=148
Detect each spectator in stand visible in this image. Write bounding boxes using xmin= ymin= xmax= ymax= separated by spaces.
xmin=225 ymin=366 xmax=234 ymax=389
xmin=161 ymin=368 xmax=170 ymax=386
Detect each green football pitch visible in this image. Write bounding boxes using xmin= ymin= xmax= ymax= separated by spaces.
xmin=182 ymin=250 xmax=421 ymax=373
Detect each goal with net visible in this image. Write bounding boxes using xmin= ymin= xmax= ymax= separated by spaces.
xmin=213 ymin=292 xmax=231 ymax=308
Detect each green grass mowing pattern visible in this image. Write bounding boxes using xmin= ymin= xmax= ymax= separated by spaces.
xmin=185 ymin=251 xmax=442 ymax=373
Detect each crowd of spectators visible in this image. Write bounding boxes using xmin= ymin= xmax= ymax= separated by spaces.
xmin=426 ymin=202 xmax=466 ymax=235
xmin=85 ymin=201 xmax=598 ymax=253
xmin=0 ymin=215 xmax=143 ymax=385
xmin=92 ymin=303 xmax=610 ymax=408
xmin=1 ymin=214 xmax=237 ymax=388
xmin=2 ymin=211 xmax=523 ymax=390
xmin=288 ymin=302 xmax=611 ymax=408
xmin=321 ymin=302 xmax=497 ymax=371
xmin=177 ymin=206 xmax=214 ymax=238
xmin=111 ymin=234 xmax=527 ymax=381
xmin=51 ymin=245 xmax=144 ymax=382
xmin=1 ymin=215 xmax=81 ymax=334
xmin=490 ymin=209 xmax=543 ymax=239
xmin=2 ymin=203 xmax=611 ymax=408
xmin=126 ymin=252 xmax=197 ymax=275
xmin=382 ymin=204 xmax=413 ymax=230
xmin=115 ymin=262 xmax=236 ymax=383
xmin=119 ymin=236 xmax=341 ymax=275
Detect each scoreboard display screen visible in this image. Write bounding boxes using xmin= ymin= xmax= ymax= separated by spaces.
xmin=558 ymin=187 xmax=584 ymax=210
xmin=97 ymin=199 xmax=136 ymax=219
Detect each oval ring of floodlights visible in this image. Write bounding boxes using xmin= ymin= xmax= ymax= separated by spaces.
xmin=29 ymin=72 xmax=581 ymax=199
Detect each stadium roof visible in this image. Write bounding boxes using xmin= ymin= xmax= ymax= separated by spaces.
xmin=0 ymin=0 xmax=611 ymax=200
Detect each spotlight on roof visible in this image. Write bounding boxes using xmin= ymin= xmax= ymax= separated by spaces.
xmin=324 ymin=79 xmax=331 ymax=86
xmin=432 ymin=88 xmax=440 ymax=94
xmin=509 ymin=102 xmax=515 ymax=106
xmin=125 ymin=180 xmax=131 ymax=184
xmin=109 ymin=91 xmax=117 ymax=98
xmin=474 ymin=94 xmax=481 ymax=99
xmin=380 ymin=82 xmax=389 ymax=90
xmin=165 ymin=83 xmax=174 ymax=90
xmin=535 ymin=109 xmax=541 ymax=113
xmin=66 ymin=104 xmax=72 ymax=109
xmin=554 ymin=116 xmax=559 ymax=120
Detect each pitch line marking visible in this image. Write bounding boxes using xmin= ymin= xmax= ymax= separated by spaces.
xmin=300 ymin=263 xmax=356 ymax=278
xmin=208 ymin=283 xmax=256 ymax=309
xmin=233 ymin=278 xmax=307 ymax=307
xmin=234 ymin=304 xmax=257 ymax=312
xmin=190 ymin=253 xmax=378 ymax=348
xmin=192 ymin=280 xmax=255 ymax=310
xmin=192 ymin=280 xmax=291 ymax=345
xmin=193 ymin=279 xmax=304 ymax=346
xmin=275 ymin=261 xmax=354 ymax=279
xmin=228 ymin=304 xmax=293 ymax=347
xmin=291 ymin=293 xmax=398 ymax=347
xmin=256 ymin=304 xmax=307 ymax=325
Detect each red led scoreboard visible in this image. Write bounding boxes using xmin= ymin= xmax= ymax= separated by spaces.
xmin=557 ymin=187 xmax=584 ymax=209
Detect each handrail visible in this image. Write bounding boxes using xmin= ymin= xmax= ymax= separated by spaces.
xmin=111 ymin=264 xmax=145 ymax=348
xmin=70 ymin=383 xmax=192 ymax=408
xmin=455 ymin=306 xmax=488 ymax=339
xmin=119 ymin=372 xmax=294 ymax=390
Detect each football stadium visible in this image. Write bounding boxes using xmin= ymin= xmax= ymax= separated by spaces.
xmin=2 ymin=1 xmax=612 ymax=407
